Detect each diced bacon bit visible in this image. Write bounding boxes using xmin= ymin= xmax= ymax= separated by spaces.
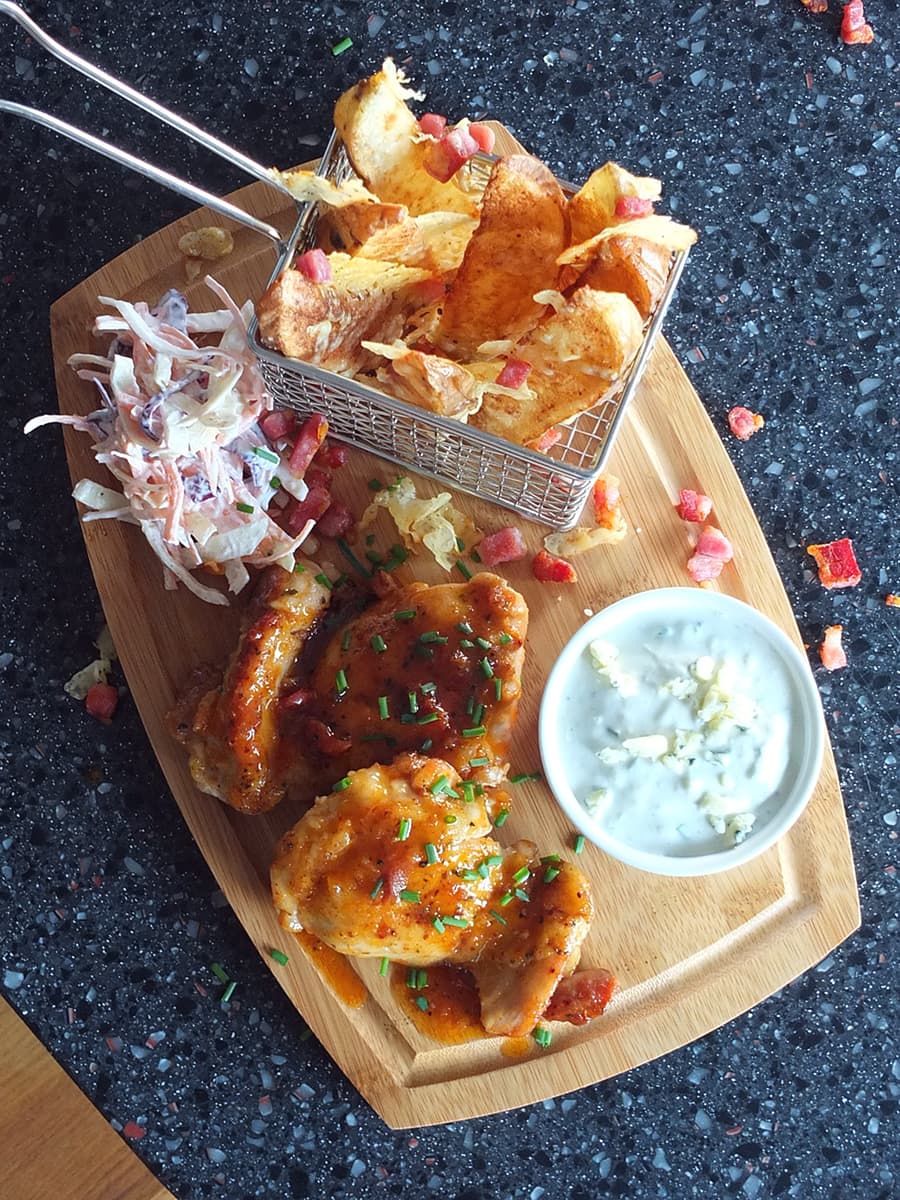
xmin=316 ymin=501 xmax=355 ymax=540
xmin=85 ymin=682 xmax=118 ymax=722
xmin=886 ymin=594 xmax=900 ymax=607
xmin=614 ymin=195 xmax=655 ymax=219
xmin=728 ymin=406 xmax=765 ymax=441
xmin=122 ymin=1122 xmax=146 ymax=1140
xmin=532 ymin=548 xmax=577 ymax=584
xmin=295 ymin=248 xmax=333 ymax=282
xmin=496 ymin=358 xmax=532 ymax=389
xmin=527 ymin=427 xmax=562 ymax=454
xmin=315 ymin=439 xmax=348 ymax=469
xmin=840 ymin=0 xmax=874 ymax=43
xmin=819 ymin=625 xmax=847 ymax=671
xmin=592 ymin=475 xmax=624 ymax=532
xmin=423 ymin=124 xmax=480 ymax=183
xmin=418 ymin=112 xmax=447 ymax=137
xmin=696 ymin=525 xmax=734 ymax=562
xmin=478 ymin=526 xmax=527 ymax=567
xmin=288 ymin=413 xmax=328 ymax=474
xmin=806 ymin=538 xmax=862 ymax=589
xmin=259 ymin=409 xmax=297 ymax=442
xmin=544 ymin=968 xmax=617 ymax=1026
xmin=284 ymin=466 xmax=331 ymax=535
xmin=676 ymin=488 xmax=713 ymax=523
xmin=468 ymin=122 xmax=496 ymax=154
xmin=686 ymin=553 xmax=726 ymax=584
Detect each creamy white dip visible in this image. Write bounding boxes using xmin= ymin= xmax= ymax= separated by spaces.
xmin=554 ymin=612 xmax=799 ymax=858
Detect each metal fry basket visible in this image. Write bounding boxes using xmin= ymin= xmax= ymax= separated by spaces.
xmin=249 ymin=132 xmax=688 ymax=530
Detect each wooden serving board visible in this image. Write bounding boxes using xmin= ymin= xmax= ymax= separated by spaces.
xmin=48 ymin=128 xmax=859 ymax=1129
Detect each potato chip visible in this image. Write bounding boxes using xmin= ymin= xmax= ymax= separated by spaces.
xmin=362 ymin=340 xmax=485 ymax=419
xmin=435 ymin=155 xmax=568 ymax=358
xmin=573 ymin=234 xmax=672 ymax=320
xmin=568 ymin=162 xmax=662 ymax=244
xmin=334 ymin=59 xmax=480 ymax=218
xmin=559 ymin=215 xmax=697 ymax=272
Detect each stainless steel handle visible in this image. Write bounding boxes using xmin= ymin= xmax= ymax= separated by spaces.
xmin=0 ymin=0 xmax=289 ymax=193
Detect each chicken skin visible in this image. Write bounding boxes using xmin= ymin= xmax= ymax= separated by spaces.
xmin=271 ymin=753 xmax=595 ymax=1037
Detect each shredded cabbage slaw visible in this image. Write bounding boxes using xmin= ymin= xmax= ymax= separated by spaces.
xmin=25 ymin=279 xmax=315 ymax=605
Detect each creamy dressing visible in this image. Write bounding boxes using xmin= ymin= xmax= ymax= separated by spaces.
xmin=555 ymin=612 xmax=801 ymax=858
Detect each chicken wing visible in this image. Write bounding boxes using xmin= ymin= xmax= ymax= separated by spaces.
xmin=270 ymin=753 xmax=596 ymax=1037
xmin=177 ymin=560 xmax=331 ymax=814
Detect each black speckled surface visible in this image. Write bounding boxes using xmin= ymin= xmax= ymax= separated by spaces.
xmin=2 ymin=2 xmax=899 ymax=1197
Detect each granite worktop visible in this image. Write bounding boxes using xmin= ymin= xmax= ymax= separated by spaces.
xmin=1 ymin=1 xmax=898 ymax=1196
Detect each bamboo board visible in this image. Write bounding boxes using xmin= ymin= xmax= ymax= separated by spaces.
xmin=48 ymin=128 xmax=859 ymax=1128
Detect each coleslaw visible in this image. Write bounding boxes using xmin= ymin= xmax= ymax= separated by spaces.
xmin=25 ymin=278 xmax=320 ymax=605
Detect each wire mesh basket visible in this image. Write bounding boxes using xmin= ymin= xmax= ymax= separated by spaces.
xmin=249 ymin=132 xmax=689 ymax=530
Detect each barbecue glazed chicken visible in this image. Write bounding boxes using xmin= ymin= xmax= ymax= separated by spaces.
xmin=179 ymin=568 xmax=528 ymax=813
xmin=271 ymin=753 xmax=605 ymax=1038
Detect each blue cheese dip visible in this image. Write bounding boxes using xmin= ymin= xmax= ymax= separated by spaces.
xmin=549 ymin=598 xmax=815 ymax=861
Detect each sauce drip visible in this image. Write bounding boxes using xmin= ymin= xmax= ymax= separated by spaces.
xmin=390 ymin=964 xmax=483 ymax=1044
xmin=294 ymin=931 xmax=368 ymax=1009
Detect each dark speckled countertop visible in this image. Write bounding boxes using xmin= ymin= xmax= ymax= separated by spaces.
xmin=1 ymin=2 xmax=899 ymax=1197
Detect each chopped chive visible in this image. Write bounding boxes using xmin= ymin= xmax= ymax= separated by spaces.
xmin=430 ymin=775 xmax=450 ymax=795
xmin=315 ymin=572 xmax=333 ymax=590
xmin=419 ymin=631 xmax=448 ymax=644
xmin=485 ymin=855 xmax=503 ymax=867
xmin=370 ymin=632 xmax=388 ymax=652
xmin=475 ymin=636 xmax=492 ymax=651
xmin=466 ymin=695 xmax=475 ymax=716
xmin=444 ymin=814 xmax=457 ymax=825
xmin=514 ymin=887 xmax=530 ymax=902
xmin=338 ymin=538 xmax=370 ymax=578
xmin=456 ymin=621 xmax=473 ymax=634
xmin=533 ymin=1027 xmax=552 ymax=1048
xmin=270 ymin=476 xmax=282 ymax=490
xmin=461 ymin=869 xmax=480 ymax=882
xmin=470 ymin=548 xmax=482 ymax=563
xmin=332 ymin=776 xmax=351 ymax=792
xmin=236 ymin=501 xmax=254 ymax=514
xmin=332 ymin=35 xmax=353 ymax=55
xmin=494 ymin=809 xmax=509 ymax=828
xmin=415 ymin=995 xmax=429 ymax=1012
xmin=210 ymin=962 xmax=229 ymax=984
xmin=509 ymin=772 xmax=542 ymax=784
xmin=399 ymin=714 xmax=415 ymax=725
xmin=416 ymin=646 xmax=435 ymax=661
xmin=293 ymin=562 xmax=306 ymax=572
xmin=468 ymin=756 xmax=489 ymax=767
xmin=221 ymin=980 xmax=237 ymax=1003
xmin=460 ymin=639 xmax=475 ymax=648
xmin=479 ymin=657 xmax=494 ymax=679
xmin=499 ymin=632 xmax=512 ymax=645
xmin=365 ymin=550 xmax=384 ymax=566
xmin=456 ymin=537 xmax=466 ymax=552
xmin=416 ymin=968 xmax=428 ymax=989
xmin=370 ymin=877 xmax=384 ymax=899
xmin=442 ymin=915 xmax=468 ymax=929
xmin=455 ymin=559 xmax=473 ymax=580
xmin=406 ymin=968 xmax=417 ymax=989
xmin=432 ymin=916 xmax=446 ymax=933
xmin=418 ymin=712 xmax=439 ymax=725
xmin=462 ymin=726 xmax=486 ymax=739
xmin=394 ymin=609 xmax=416 ymax=621
xmin=512 ymin=866 xmax=530 ymax=884
xmin=397 ymin=817 xmax=412 ymax=841
xmin=399 ymin=889 xmax=420 ymax=903
xmin=378 ymin=695 xmax=390 ymax=720
xmin=368 ymin=478 xmax=383 ymax=491
xmin=540 ymin=854 xmax=561 ymax=864
xmin=574 ymin=835 xmax=586 ymax=855
xmin=333 ymin=573 xmax=348 ymax=588
xmin=253 ymin=445 xmax=280 ymax=464
xmin=421 ymin=682 xmax=437 ymax=694
xmin=335 ymin=668 xmax=348 ymax=695
xmin=472 ymin=703 xmax=485 ymax=725
xmin=544 ymin=866 xmax=560 ymax=883
xmin=425 ymin=842 xmax=439 ymax=865
xmin=499 ymin=891 xmax=515 ymax=906
xmin=475 ymin=784 xmax=484 ymax=797
xmin=477 ymin=863 xmax=489 ymax=880
xmin=269 ymin=948 xmax=289 ymax=966
xmin=379 ymin=957 xmax=390 ymax=976
xmin=489 ymin=909 xmax=507 ymax=925
xmin=493 ymin=677 xmax=503 ymax=701
xmin=421 ymin=738 xmax=434 ymax=752
xmin=389 ymin=543 xmax=409 ymax=563
xmin=408 ymin=691 xmax=419 ymax=714
xmin=461 ymin=781 xmax=476 ymax=804
xmin=341 ymin=629 xmax=351 ymax=651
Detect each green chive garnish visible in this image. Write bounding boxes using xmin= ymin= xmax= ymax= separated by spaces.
xmin=456 ymin=537 xmax=466 ymax=552
xmin=341 ymin=629 xmax=351 ymax=652
xmin=485 ymin=855 xmax=503 ymax=867
xmin=394 ymin=610 xmax=416 ymax=622
xmin=293 ymin=562 xmax=306 ymax=572
xmin=499 ymin=891 xmax=514 ymax=906
xmin=397 ymin=818 xmax=412 ymax=840
xmin=370 ymin=877 xmax=384 ymax=899
xmin=408 ymin=691 xmax=419 ymax=713
xmin=421 ymin=682 xmax=437 ymax=694
xmin=489 ymin=909 xmax=507 ymax=925
xmin=472 ymin=704 xmax=485 ymax=725
xmin=418 ymin=712 xmax=439 ymax=725
xmin=544 ymin=866 xmax=560 ymax=883
xmin=236 ymin=502 xmax=254 ymax=514
xmin=371 ymin=635 xmax=387 ymax=653
xmin=430 ymin=775 xmax=450 ymax=795
xmin=478 ymin=863 xmax=489 ymax=879
xmin=462 ymin=726 xmax=486 ymax=739
xmin=379 ymin=957 xmax=390 ymax=976
xmin=466 ymin=695 xmax=475 ymax=716
xmin=442 ymin=916 xmax=468 ymax=928
xmin=415 ymin=995 xmax=429 ymax=1012
xmin=337 ymin=538 xmax=370 ymax=578
xmin=460 ymin=639 xmax=475 ymax=648
xmin=399 ymin=714 xmax=415 ymax=725
xmin=432 ymin=916 xmax=446 ymax=933
xmin=493 ymin=678 xmax=503 ymax=701
xmin=270 ymin=476 xmax=282 ymax=490
xmin=399 ymin=889 xmax=420 ymax=903
xmin=509 ymin=772 xmax=542 ymax=784
xmin=475 ymin=636 xmax=491 ymax=651
xmin=461 ymin=869 xmax=480 ymax=882
xmin=332 ymin=35 xmax=353 ymax=55
xmin=479 ymin=657 xmax=494 ymax=678
xmin=221 ymin=980 xmax=237 ymax=1003
xmin=494 ymin=809 xmax=509 ymax=828
xmin=462 ymin=782 xmax=475 ymax=804
xmin=514 ymin=887 xmax=530 ymax=902
xmin=333 ymin=777 xmax=351 ymax=792
xmin=468 ymin=756 xmax=489 ymax=767
xmin=378 ymin=695 xmax=389 ymax=720
xmin=533 ymin=1027 xmax=552 ymax=1048
xmin=315 ymin=572 xmax=332 ymax=589
xmin=425 ymin=842 xmax=439 ymax=865
xmin=419 ymin=631 xmax=448 ymax=644
xmin=456 ymin=621 xmax=473 ymax=634
xmin=421 ymin=738 xmax=434 ymax=752
xmin=456 ymin=559 xmax=473 ymax=580
xmin=210 ymin=962 xmax=229 ymax=984
xmin=253 ymin=445 xmax=279 ymax=464
xmin=335 ymin=669 xmax=348 ymax=695
xmin=540 ymin=854 xmax=561 ymax=864
xmin=269 ymin=948 xmax=289 ymax=966
xmin=499 ymin=632 xmax=512 ymax=644
xmin=406 ymin=968 xmax=417 ymax=988
xmin=574 ymin=835 xmax=586 ymax=855
xmin=444 ymin=814 xmax=457 ymax=825
xmin=368 ymin=478 xmax=382 ymax=491
xmin=512 ymin=866 xmax=530 ymax=884
xmin=470 ymin=548 xmax=482 ymax=563
xmin=416 ymin=969 xmax=428 ymax=989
